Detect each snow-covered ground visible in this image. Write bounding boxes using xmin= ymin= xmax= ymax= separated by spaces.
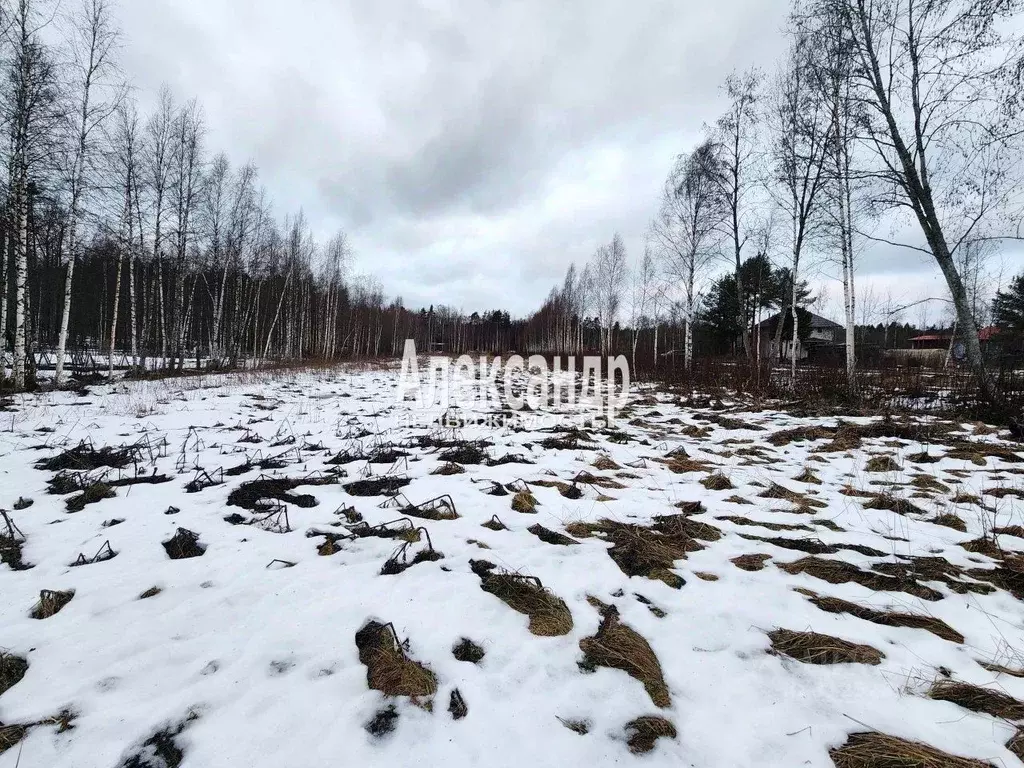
xmin=1 ymin=364 xmax=1024 ymax=767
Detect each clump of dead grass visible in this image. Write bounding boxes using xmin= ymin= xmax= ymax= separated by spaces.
xmin=624 ymin=715 xmax=677 ymax=754
xmin=759 ymin=482 xmax=826 ymax=510
xmin=732 ymin=553 xmax=771 ymax=571
xmin=0 ymin=652 xmax=28 ymax=697
xmin=701 ymin=472 xmax=734 ymax=491
xmin=481 ymin=515 xmax=508 ymax=531
xmin=593 ymin=455 xmax=621 ymax=471
xmin=229 ymin=477 xmax=321 ymax=510
xmin=769 ymin=628 xmax=883 ymax=665
xmin=37 ymin=441 xmax=140 ymax=472
xmin=403 ymin=495 xmax=459 ymax=521
xmin=718 ymin=515 xmax=813 ymax=532
xmin=431 ymin=462 xmax=465 ymax=476
xmin=0 ymin=723 xmax=28 ymax=756
xmin=343 ymin=476 xmax=412 ymax=497
xmin=66 ymin=480 xmax=116 ymax=512
xmin=866 ymin=455 xmax=902 ymax=473
xmin=162 ymin=528 xmax=206 ymax=559
xmin=779 ymin=556 xmax=943 ymax=600
xmin=557 ymin=717 xmax=591 ymax=735
xmin=354 ymin=620 xmax=437 ymax=700
xmin=569 ymin=516 xmax=706 ymax=589
xmin=452 ymin=638 xmax=485 ymax=663
xmin=30 ymin=589 xmax=74 ymax=619
xmin=803 ymin=592 xmax=963 ymax=643
xmin=528 ymin=524 xmax=578 ymax=546
xmin=928 ymin=679 xmax=1024 ymax=720
xmin=929 ymin=514 xmax=967 ymax=532
xmin=579 ymin=604 xmax=670 ymax=708
xmin=829 ymin=731 xmax=994 ymax=768
xmin=511 ymin=491 xmax=538 ymax=514
xmin=470 ymin=560 xmax=573 ymax=636
xmin=863 ymin=493 xmax=925 ymax=516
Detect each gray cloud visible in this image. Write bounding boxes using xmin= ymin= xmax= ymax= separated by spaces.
xmin=116 ymin=0 xmax=1020 ymax=317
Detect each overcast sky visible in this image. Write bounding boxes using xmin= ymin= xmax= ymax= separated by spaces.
xmin=117 ymin=0 xmax=1024 ymax=323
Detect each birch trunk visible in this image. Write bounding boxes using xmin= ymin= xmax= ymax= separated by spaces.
xmin=12 ymin=184 xmax=27 ymax=389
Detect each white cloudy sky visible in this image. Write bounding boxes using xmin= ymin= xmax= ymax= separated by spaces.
xmin=117 ymin=0 xmax=1024 ymax=322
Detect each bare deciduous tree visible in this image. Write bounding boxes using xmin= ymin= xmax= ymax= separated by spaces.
xmin=54 ymin=0 xmax=122 ymax=385
xmin=651 ymin=141 xmax=724 ymax=370
xmin=592 ymin=233 xmax=628 ymax=356
xmin=711 ymin=69 xmax=762 ymax=361
xmin=823 ymin=0 xmax=1024 ymax=403
xmin=770 ymin=31 xmax=831 ymax=380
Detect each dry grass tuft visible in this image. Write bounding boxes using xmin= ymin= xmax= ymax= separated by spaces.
xmin=718 ymin=515 xmax=813 ymax=532
xmin=863 ymin=494 xmax=925 ymax=516
xmin=570 ymin=516 xmax=706 ymax=589
xmin=511 ymin=490 xmax=538 ymax=514
xmin=951 ymin=492 xmax=982 ymax=505
xmin=961 ymin=537 xmax=1002 ymax=558
xmin=779 ymin=556 xmax=943 ymax=600
xmin=139 ymin=586 xmax=162 ymax=599
xmin=768 ymin=425 xmax=837 ymax=447
xmin=431 ymin=462 xmax=465 ymax=476
xmin=732 ymin=553 xmax=772 ymax=571
xmin=0 ymin=724 xmax=29 ymax=756
xmin=866 ymin=455 xmax=902 ymax=473
xmin=481 ymin=515 xmax=508 ymax=531
xmin=725 ymin=494 xmax=753 ymax=505
xmin=452 ymin=638 xmax=485 ymax=663
xmin=66 ymin=480 xmax=116 ymax=513
xmin=355 ymin=620 xmax=437 ymax=699
xmin=579 ymin=605 xmax=670 ymax=708
xmin=403 ymin=494 xmax=459 ymax=521
xmin=829 ymin=731 xmax=994 ymax=768
xmin=928 ymin=679 xmax=1024 ymax=720
xmin=911 ymin=475 xmax=950 ymax=493
xmin=701 ymin=472 xmax=734 ymax=491
xmin=30 ymin=589 xmax=74 ymax=619
xmin=0 ymin=652 xmax=28 ymax=697
xmin=929 ymin=514 xmax=967 ymax=532
xmin=565 ymin=521 xmax=596 ymax=538
xmin=528 ymin=524 xmax=578 ymax=546
xmin=593 ymin=455 xmax=621 ymax=471
xmin=471 ymin=560 xmax=573 ymax=636
xmin=624 ymin=715 xmax=677 ymax=754
xmin=804 ymin=593 xmax=963 ymax=643
xmin=162 ymin=528 xmax=206 ymax=559
xmin=759 ymin=482 xmax=827 ymax=509
xmin=985 ymin=487 xmax=1024 ymax=500
xmin=769 ymin=628 xmax=883 ymax=665
xmin=813 ymin=517 xmax=847 ymax=532
xmin=448 ymin=688 xmax=468 ymax=720
xmin=694 ymin=571 xmax=720 ymax=581
xmin=557 ymin=717 xmax=591 ymax=735
xmin=794 ymin=468 xmax=823 ymax=485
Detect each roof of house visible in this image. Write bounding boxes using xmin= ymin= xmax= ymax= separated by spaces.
xmin=807 ymin=313 xmax=844 ymax=330
xmin=756 ymin=311 xmax=843 ymax=330
xmin=910 ymin=326 xmax=1000 ymax=342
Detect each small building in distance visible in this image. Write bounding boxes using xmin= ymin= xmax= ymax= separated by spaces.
xmin=909 ymin=326 xmax=1001 ymax=351
xmin=753 ymin=311 xmax=846 ymax=362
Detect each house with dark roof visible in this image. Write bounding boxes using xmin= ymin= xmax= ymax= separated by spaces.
xmin=752 ymin=311 xmax=846 ymax=362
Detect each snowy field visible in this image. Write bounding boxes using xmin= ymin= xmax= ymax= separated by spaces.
xmin=2 ymin=364 xmax=1024 ymax=767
